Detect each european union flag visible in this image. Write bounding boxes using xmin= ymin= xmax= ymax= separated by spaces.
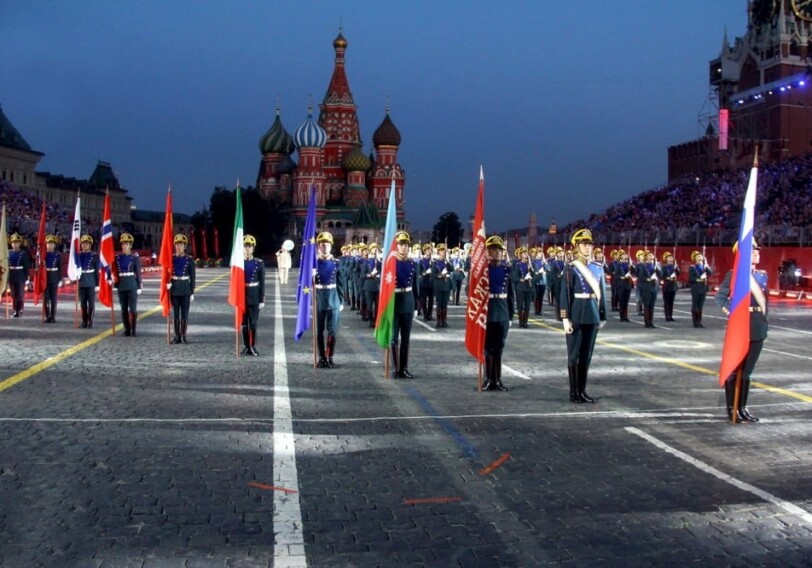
xmin=295 ymin=186 xmax=318 ymax=341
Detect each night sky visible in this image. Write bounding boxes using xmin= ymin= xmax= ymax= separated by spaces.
xmin=2 ymin=0 xmax=747 ymax=233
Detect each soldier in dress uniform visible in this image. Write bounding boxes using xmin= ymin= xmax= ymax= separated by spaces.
xmin=111 ymin=233 xmax=142 ymax=336
xmin=660 ymin=251 xmax=680 ymax=322
xmin=77 ymin=234 xmax=99 ymax=328
xmin=634 ymin=249 xmax=646 ymax=316
xmin=169 ymin=234 xmax=195 ymax=344
xmin=431 ymin=243 xmax=453 ymax=328
xmin=482 ymin=235 xmax=513 ymax=391
xmin=7 ymin=232 xmax=30 ymax=318
xmin=361 ymin=242 xmax=381 ymax=329
xmin=636 ymin=250 xmax=661 ymax=328
xmin=43 ymin=235 xmax=62 ymax=323
xmin=418 ymin=243 xmax=434 ymax=321
xmin=559 ymin=229 xmax=606 ymax=403
xmin=688 ymin=250 xmax=712 ymax=328
xmin=338 ymin=245 xmax=352 ymax=310
xmin=355 ymin=243 xmax=369 ymax=320
xmin=346 ymin=245 xmax=359 ymax=312
xmin=390 ymin=231 xmax=419 ymax=378
xmin=531 ymin=247 xmax=548 ymax=316
xmin=450 ymin=247 xmax=466 ymax=306
xmin=241 ymin=234 xmax=265 ymax=356
xmin=614 ymin=250 xmax=634 ymax=322
xmin=609 ymin=249 xmax=620 ymax=312
xmin=551 ymin=247 xmax=566 ymax=321
xmin=511 ymin=246 xmax=534 ymax=328
xmin=314 ymin=231 xmax=344 ymax=368
xmin=716 ymin=239 xmax=766 ymax=423
xmin=545 ymin=246 xmax=556 ymax=306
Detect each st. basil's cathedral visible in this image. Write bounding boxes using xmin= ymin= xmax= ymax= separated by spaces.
xmin=256 ymin=31 xmax=406 ymax=245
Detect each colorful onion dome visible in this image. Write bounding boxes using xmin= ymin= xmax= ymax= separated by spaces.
xmin=342 ymin=145 xmax=370 ymax=172
xmin=333 ymin=31 xmax=347 ymax=49
xmin=372 ymin=108 xmax=401 ymax=147
xmin=294 ymin=107 xmax=327 ymax=149
xmin=259 ymin=108 xmax=294 ymax=154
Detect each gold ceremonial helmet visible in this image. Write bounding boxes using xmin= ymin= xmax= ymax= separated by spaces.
xmin=120 ymin=233 xmax=134 ymax=244
xmin=515 ymin=246 xmax=526 ymax=256
xmin=173 ymin=234 xmax=188 ymax=245
xmin=571 ymin=228 xmax=593 ymax=246
xmin=421 ymin=243 xmax=432 ymax=252
xmin=546 ymin=246 xmax=555 ymax=256
xmin=9 ymin=232 xmax=22 ymax=243
xmin=732 ymin=238 xmax=760 ymax=253
xmin=396 ymin=231 xmax=411 ymax=244
xmin=358 ymin=242 xmax=369 ymax=251
xmin=610 ymin=250 xmax=619 ymax=259
xmin=662 ymin=251 xmax=674 ymax=262
xmin=617 ymin=249 xmax=627 ymax=257
xmin=243 ymin=234 xmax=256 ymax=246
xmin=316 ymin=231 xmax=333 ymax=244
xmin=636 ymin=249 xmax=646 ymax=260
xmin=45 ymin=234 xmax=59 ymax=244
xmin=690 ymin=250 xmax=702 ymax=262
xmin=593 ymin=247 xmax=603 ymax=255
xmin=368 ymin=242 xmax=379 ymax=251
xmin=80 ymin=234 xmax=94 ymax=244
xmin=436 ymin=243 xmax=447 ymax=252
xmin=485 ymin=235 xmax=505 ymax=250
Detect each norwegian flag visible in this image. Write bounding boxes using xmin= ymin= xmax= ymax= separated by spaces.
xmin=98 ymin=190 xmax=114 ymax=308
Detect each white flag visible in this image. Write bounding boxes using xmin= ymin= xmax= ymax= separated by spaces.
xmin=67 ymin=195 xmax=82 ymax=281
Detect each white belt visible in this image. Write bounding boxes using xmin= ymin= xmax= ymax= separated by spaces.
xmin=82 ymin=269 xmax=95 ymax=274
xmin=172 ymin=276 xmax=190 ymax=280
xmin=46 ymin=268 xmax=59 ymax=272
xmin=315 ymin=284 xmax=336 ymax=289
xmin=489 ymin=293 xmax=507 ymax=299
xmin=395 ymin=286 xmax=412 ymax=293
xmin=574 ymin=293 xmax=596 ymax=299
xmin=749 ymin=306 xmax=763 ymax=313
xmin=10 ymin=266 xmax=23 ymax=270
xmin=118 ymin=272 xmax=135 ymax=276
xmin=246 ymin=282 xmax=259 ymax=287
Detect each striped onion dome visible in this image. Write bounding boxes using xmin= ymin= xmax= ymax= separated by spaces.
xmin=294 ymin=107 xmax=327 ymax=149
xmin=342 ymin=145 xmax=370 ymax=172
xmin=259 ymin=108 xmax=294 ymax=154
xmin=372 ymin=108 xmax=401 ymax=147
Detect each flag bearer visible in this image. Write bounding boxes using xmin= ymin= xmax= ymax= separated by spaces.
xmin=242 ymin=234 xmax=265 ymax=356
xmin=482 ymin=235 xmax=513 ymax=391
xmin=112 ymin=233 xmax=142 ymax=336
xmin=169 ymin=234 xmax=195 ymax=344
xmin=315 ymin=232 xmax=344 ymax=368
xmin=77 ymin=235 xmax=99 ymax=328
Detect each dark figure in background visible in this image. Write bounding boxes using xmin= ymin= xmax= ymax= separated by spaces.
xmin=112 ymin=233 xmax=142 ymax=336
xmin=241 ymin=234 xmax=265 ymax=356
xmin=660 ymin=252 xmax=680 ymax=322
xmin=7 ymin=233 xmax=30 ymax=318
xmin=169 ymin=234 xmax=195 ymax=344
xmin=688 ymin=250 xmax=713 ymax=328
xmin=482 ymin=235 xmax=514 ymax=392
xmin=716 ymin=240 xmax=767 ymax=423
xmin=391 ymin=232 xmax=419 ymax=379
xmin=560 ymin=229 xmax=607 ymax=403
xmin=43 ymin=235 xmax=63 ymax=323
xmin=77 ymin=234 xmax=99 ymax=328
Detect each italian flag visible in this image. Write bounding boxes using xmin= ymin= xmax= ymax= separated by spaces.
xmin=374 ymin=179 xmax=398 ymax=348
xmin=227 ymin=184 xmax=245 ymax=329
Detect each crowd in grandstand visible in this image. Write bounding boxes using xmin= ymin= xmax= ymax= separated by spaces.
xmin=1 ymin=180 xmax=80 ymax=247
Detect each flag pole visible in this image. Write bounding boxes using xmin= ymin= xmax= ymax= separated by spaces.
xmin=384 ymin=347 xmax=389 ymax=380
xmin=235 ymin=308 xmax=239 ymax=358
xmin=74 ymin=284 xmax=79 ymax=328
xmin=110 ymin=294 xmax=116 ymax=335
xmin=166 ymin=314 xmax=170 ymax=344
xmin=478 ymin=362 xmax=482 ymax=392
xmin=731 ymin=368 xmax=743 ymax=424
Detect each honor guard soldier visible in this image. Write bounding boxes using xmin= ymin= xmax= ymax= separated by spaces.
xmin=634 ymin=249 xmax=645 ymax=316
xmin=511 ymin=246 xmax=533 ymax=328
xmin=112 ymin=233 xmax=142 ymax=336
xmin=560 ymin=229 xmax=607 ymax=403
xmin=482 ymin=235 xmax=513 ymax=391
xmin=431 ymin=243 xmax=453 ymax=328
xmin=418 ymin=243 xmax=434 ymax=321
xmin=314 ymin=232 xmax=344 ymax=368
xmin=451 ymin=247 xmax=465 ymax=306
xmin=7 ymin=232 xmax=30 ymax=317
xmin=361 ymin=243 xmax=381 ymax=329
xmin=77 ymin=234 xmax=99 ymax=328
xmin=43 ymin=235 xmax=63 ymax=323
xmin=338 ymin=245 xmax=352 ymax=309
xmin=349 ymin=245 xmax=361 ymax=312
xmin=544 ymin=247 xmax=556 ymax=306
xmin=391 ymin=231 xmax=420 ymax=378
xmin=660 ymin=252 xmax=680 ymax=322
xmin=356 ymin=243 xmax=370 ymax=321
xmin=609 ymin=250 xmax=620 ymax=312
xmin=614 ymin=250 xmax=634 ymax=322
xmin=169 ymin=234 xmax=195 ymax=344
xmin=688 ymin=250 xmax=712 ymax=328
xmin=531 ymin=247 xmax=548 ymax=316
xmin=242 ymin=234 xmax=265 ymax=356
xmin=716 ymin=239 xmax=766 ymax=423
xmin=636 ymin=250 xmax=661 ymax=328
xmin=551 ymin=247 xmax=566 ymax=320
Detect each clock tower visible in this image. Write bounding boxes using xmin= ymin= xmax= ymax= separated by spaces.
xmin=669 ymin=0 xmax=812 ymax=178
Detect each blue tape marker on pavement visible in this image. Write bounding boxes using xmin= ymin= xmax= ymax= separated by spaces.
xmin=404 ymin=385 xmax=479 ymax=459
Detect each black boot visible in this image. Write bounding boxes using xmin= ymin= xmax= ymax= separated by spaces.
xmin=724 ymin=378 xmax=744 ymax=423
xmin=481 ymin=355 xmax=494 ymax=391
xmin=398 ymin=343 xmax=413 ymax=378
xmin=493 ymin=354 xmax=509 ymax=391
xmin=739 ymin=380 xmax=759 ymax=422
xmin=86 ymin=307 xmax=94 ymax=328
xmin=80 ymin=307 xmax=88 ymax=328
xmin=435 ymin=308 xmax=443 ymax=329
xmin=171 ymin=318 xmax=181 ymax=344
xmin=123 ymin=312 xmax=132 ymax=336
xmin=577 ymin=362 xmax=595 ymax=403
xmin=568 ymin=363 xmax=579 ymax=402
xmin=317 ymin=335 xmax=327 ymax=368
xmin=180 ymin=319 xmax=188 ymax=344
xmin=249 ymin=328 xmax=259 ymax=356
xmin=326 ymin=335 xmax=336 ymax=368
xmin=645 ymin=307 xmax=655 ymax=328
xmin=241 ymin=326 xmax=251 ymax=355
xmin=442 ymin=308 xmax=449 ymax=328
xmin=130 ymin=313 xmax=137 ymax=337
xmin=390 ymin=344 xmax=399 ymax=379
xmin=697 ymin=310 xmax=704 ymax=328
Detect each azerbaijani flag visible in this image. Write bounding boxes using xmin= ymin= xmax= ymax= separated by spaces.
xmin=294 ymin=186 xmax=318 ymax=341
xmin=374 ymin=179 xmax=398 ymax=348
xmin=33 ymin=199 xmax=47 ymax=306
xmin=0 ymin=204 xmax=8 ymax=295
xmin=718 ymin=155 xmax=759 ymax=386
xmin=465 ymin=166 xmax=488 ymax=362
xmin=98 ymin=190 xmax=115 ymax=308
xmin=158 ymin=187 xmax=174 ymax=317
xmin=67 ymin=193 xmax=82 ymax=281
xmin=227 ymin=183 xmax=245 ymax=329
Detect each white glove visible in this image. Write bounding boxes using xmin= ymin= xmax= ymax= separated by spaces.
xmin=25 ymin=280 xmax=30 ymax=287
xmin=508 ymin=320 xmax=513 ymax=328
xmin=524 ymin=273 xmax=531 ymax=281
xmin=339 ymin=304 xmax=344 ymax=312
xmin=107 ymin=279 xmax=113 ymax=286
xmin=95 ymin=286 xmax=100 ymax=292
xmin=722 ymin=307 xmax=730 ymax=316
xmin=259 ymin=302 xmax=265 ymax=309
xmin=700 ymin=273 xmax=707 ymax=280
xmin=190 ymin=294 xmax=195 ymax=302
xmin=599 ymin=320 xmax=607 ymax=330
xmin=166 ymin=283 xmax=172 ymax=290
xmin=441 ymin=268 xmax=447 ymax=275
xmin=563 ymin=318 xmax=574 ymax=334
xmin=137 ymin=289 xmax=142 ymax=296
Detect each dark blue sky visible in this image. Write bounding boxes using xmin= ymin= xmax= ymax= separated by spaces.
xmin=2 ymin=1 xmax=747 ymax=232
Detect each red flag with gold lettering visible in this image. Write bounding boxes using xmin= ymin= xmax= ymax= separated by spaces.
xmin=465 ymin=166 xmax=488 ymax=362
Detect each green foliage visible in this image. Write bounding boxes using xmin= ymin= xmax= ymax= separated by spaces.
xmin=432 ymin=211 xmax=464 ymax=248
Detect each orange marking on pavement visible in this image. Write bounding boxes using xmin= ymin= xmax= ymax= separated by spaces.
xmin=479 ymin=452 xmax=511 ymax=476
xmin=248 ymin=481 xmax=298 ymax=494
xmin=402 ymin=496 xmax=462 ymax=506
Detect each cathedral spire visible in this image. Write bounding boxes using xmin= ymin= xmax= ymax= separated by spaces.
xmin=324 ymin=28 xmax=353 ymax=105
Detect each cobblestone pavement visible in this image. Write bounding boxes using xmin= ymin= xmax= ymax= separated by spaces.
xmin=1 ymin=268 xmax=811 ymax=567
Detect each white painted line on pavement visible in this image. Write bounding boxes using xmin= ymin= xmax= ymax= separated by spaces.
xmin=502 ymin=364 xmax=532 ymax=381
xmin=413 ymin=318 xmax=438 ymax=332
xmin=763 ymin=348 xmax=812 ymax=361
xmin=626 ymin=426 xmax=812 ymax=526
xmin=273 ymin=280 xmax=307 ymax=567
